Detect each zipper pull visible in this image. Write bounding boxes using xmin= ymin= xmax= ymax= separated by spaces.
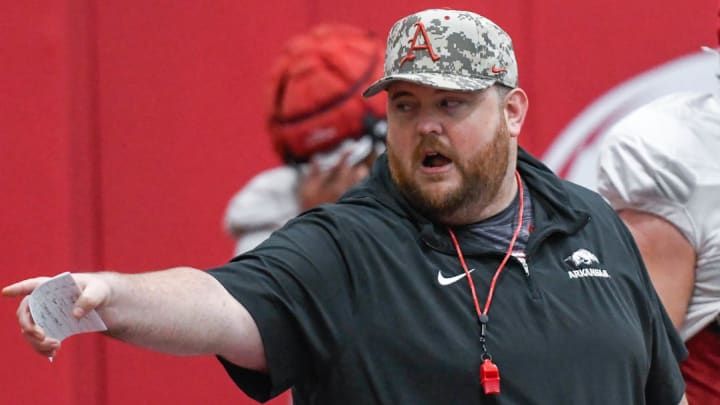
xmin=514 ymin=254 xmax=530 ymax=277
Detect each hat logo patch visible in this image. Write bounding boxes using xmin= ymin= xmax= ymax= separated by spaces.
xmin=399 ymin=22 xmax=441 ymax=67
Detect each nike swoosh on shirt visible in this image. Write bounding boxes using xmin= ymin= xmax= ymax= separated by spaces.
xmin=437 ymin=268 xmax=476 ymax=286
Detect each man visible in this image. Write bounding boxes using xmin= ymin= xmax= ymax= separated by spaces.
xmin=4 ymin=8 xmax=687 ymax=404
xmin=224 ymin=24 xmax=387 ymax=255
xmin=597 ymin=47 xmax=720 ymax=402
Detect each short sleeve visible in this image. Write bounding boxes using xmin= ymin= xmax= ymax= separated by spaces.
xmin=223 ymin=167 xmax=301 ymax=255
xmin=223 ymin=167 xmax=300 ymax=234
xmin=208 ymin=210 xmax=355 ymax=402
xmin=597 ymin=106 xmax=698 ymax=248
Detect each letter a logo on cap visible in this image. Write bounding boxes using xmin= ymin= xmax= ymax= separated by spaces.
xmin=399 ymin=22 xmax=440 ymax=67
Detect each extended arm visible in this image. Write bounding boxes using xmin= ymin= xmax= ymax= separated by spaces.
xmin=2 ymin=267 xmax=267 ymax=371
xmin=619 ymin=209 xmax=696 ymax=330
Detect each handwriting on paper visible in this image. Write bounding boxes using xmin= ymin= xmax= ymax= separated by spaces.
xmin=29 ymin=272 xmax=107 ymax=341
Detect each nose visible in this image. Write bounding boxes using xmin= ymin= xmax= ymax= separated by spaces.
xmin=415 ymin=109 xmax=443 ymax=137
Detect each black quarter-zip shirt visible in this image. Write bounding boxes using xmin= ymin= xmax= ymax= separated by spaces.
xmin=208 ymin=148 xmax=686 ymax=405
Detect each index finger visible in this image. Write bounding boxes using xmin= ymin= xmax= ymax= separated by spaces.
xmin=2 ymin=277 xmax=51 ymax=297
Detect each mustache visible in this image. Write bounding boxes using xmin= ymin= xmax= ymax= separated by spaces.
xmin=414 ymin=137 xmax=454 ymax=160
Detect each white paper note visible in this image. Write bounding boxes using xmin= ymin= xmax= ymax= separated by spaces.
xmin=28 ymin=272 xmax=107 ymax=341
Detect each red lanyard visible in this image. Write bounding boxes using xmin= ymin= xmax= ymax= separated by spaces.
xmin=447 ymin=170 xmax=524 ymax=395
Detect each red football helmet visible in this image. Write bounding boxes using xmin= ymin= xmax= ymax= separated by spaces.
xmin=266 ymin=24 xmax=387 ymax=164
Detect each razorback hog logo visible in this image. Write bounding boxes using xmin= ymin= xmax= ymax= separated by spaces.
xmin=563 ymin=249 xmax=610 ymax=280
xmin=399 ymin=22 xmax=441 ymax=67
xmin=564 ymin=249 xmax=600 ymax=268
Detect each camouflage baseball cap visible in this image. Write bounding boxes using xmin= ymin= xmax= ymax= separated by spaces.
xmin=363 ymin=9 xmax=518 ymax=97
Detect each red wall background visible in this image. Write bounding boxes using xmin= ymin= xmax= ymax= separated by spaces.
xmin=1 ymin=1 xmax=716 ymax=404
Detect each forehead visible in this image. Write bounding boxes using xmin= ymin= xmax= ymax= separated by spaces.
xmin=387 ymin=81 xmax=493 ymax=99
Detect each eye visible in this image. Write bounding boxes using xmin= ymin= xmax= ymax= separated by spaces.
xmin=440 ymin=98 xmax=464 ymax=109
xmin=392 ymin=99 xmax=414 ymax=112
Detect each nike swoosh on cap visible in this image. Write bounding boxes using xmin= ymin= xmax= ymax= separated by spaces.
xmin=437 ymin=268 xmax=476 ymax=286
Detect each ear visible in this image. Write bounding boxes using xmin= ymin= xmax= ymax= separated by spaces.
xmin=502 ymin=88 xmax=529 ymax=138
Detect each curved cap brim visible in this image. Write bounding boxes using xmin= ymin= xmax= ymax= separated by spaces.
xmin=363 ymin=73 xmax=498 ymax=97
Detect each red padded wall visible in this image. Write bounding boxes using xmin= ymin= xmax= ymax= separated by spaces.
xmin=1 ymin=0 xmax=716 ymax=404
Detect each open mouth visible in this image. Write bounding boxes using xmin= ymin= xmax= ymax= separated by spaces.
xmin=422 ymin=151 xmax=452 ymax=168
